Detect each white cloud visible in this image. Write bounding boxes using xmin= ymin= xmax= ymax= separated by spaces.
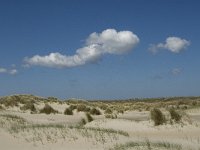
xmin=9 ymin=69 xmax=18 ymax=75
xmin=171 ymin=68 xmax=182 ymax=75
xmin=0 ymin=67 xmax=7 ymax=73
xmin=0 ymin=67 xmax=18 ymax=75
xmin=149 ymin=37 xmax=190 ymax=54
xmin=24 ymin=29 xmax=139 ymax=68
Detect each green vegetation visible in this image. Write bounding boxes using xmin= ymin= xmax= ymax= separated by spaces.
xmin=69 ymin=126 xmax=129 ymax=137
xmin=64 ymin=108 xmax=73 ymax=115
xmin=20 ymin=102 xmax=36 ymax=112
xmin=40 ymin=104 xmax=58 ymax=114
xmin=90 ymin=108 xmax=101 ymax=115
xmin=0 ymin=94 xmax=200 ymax=113
xmin=80 ymin=118 xmax=86 ymax=125
xmin=104 ymin=108 xmax=113 ymax=114
xmin=169 ymin=108 xmax=182 ymax=122
xmin=77 ymin=104 xmax=87 ymax=112
xmin=69 ymin=105 xmax=77 ymax=110
xmin=0 ymin=105 xmax=3 ymax=110
xmin=105 ymin=114 xmax=117 ymax=119
xmin=85 ymin=113 xmax=93 ymax=122
xmin=0 ymin=114 xmax=26 ymax=122
xmin=109 ymin=141 xmax=182 ymax=150
xmin=150 ymin=108 xmax=166 ymax=126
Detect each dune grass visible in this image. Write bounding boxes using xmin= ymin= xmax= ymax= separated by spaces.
xmin=40 ymin=104 xmax=58 ymax=114
xmin=109 ymin=140 xmax=182 ymax=150
xmin=64 ymin=108 xmax=73 ymax=115
xmin=150 ymin=108 xmax=166 ymax=126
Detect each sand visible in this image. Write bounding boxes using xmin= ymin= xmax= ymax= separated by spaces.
xmin=0 ymin=101 xmax=200 ymax=150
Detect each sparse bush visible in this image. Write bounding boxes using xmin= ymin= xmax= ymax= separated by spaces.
xmin=77 ymin=104 xmax=87 ymax=112
xmin=47 ymin=97 xmax=58 ymax=102
xmin=99 ymin=104 xmax=107 ymax=110
xmin=145 ymin=106 xmax=150 ymax=111
xmin=169 ymin=108 xmax=181 ymax=122
xmin=64 ymin=108 xmax=73 ymax=115
xmin=105 ymin=114 xmax=117 ymax=119
xmin=90 ymin=108 xmax=101 ymax=115
xmin=85 ymin=113 xmax=93 ymax=122
xmin=84 ymin=107 xmax=91 ymax=112
xmin=0 ymin=114 xmax=27 ymax=125
xmin=3 ymin=99 xmax=18 ymax=107
xmin=105 ymin=114 xmax=112 ymax=118
xmin=69 ymin=105 xmax=77 ymax=110
xmin=150 ymin=108 xmax=166 ymax=126
xmin=117 ymin=109 xmax=124 ymax=114
xmin=40 ymin=104 xmax=58 ymax=114
xmin=20 ymin=103 xmax=36 ymax=112
xmin=192 ymin=101 xmax=197 ymax=106
xmin=80 ymin=118 xmax=86 ymax=125
xmin=104 ymin=108 xmax=112 ymax=114
xmin=0 ymin=105 xmax=3 ymax=110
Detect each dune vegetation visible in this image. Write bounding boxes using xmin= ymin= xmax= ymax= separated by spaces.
xmin=0 ymin=95 xmax=200 ymax=149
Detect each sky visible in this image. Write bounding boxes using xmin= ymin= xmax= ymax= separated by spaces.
xmin=0 ymin=0 xmax=200 ymax=100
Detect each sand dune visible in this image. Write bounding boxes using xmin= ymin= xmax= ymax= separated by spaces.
xmin=0 ymin=95 xmax=200 ymax=150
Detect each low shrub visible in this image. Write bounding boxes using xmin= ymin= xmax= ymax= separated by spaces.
xmin=77 ymin=104 xmax=87 ymax=112
xmin=150 ymin=108 xmax=166 ymax=126
xmin=192 ymin=101 xmax=198 ymax=106
xmin=104 ymin=108 xmax=112 ymax=114
xmin=3 ymin=99 xmax=18 ymax=107
xmin=69 ymin=105 xmax=77 ymax=110
xmin=0 ymin=105 xmax=3 ymax=110
xmin=105 ymin=114 xmax=117 ymax=119
xmin=117 ymin=109 xmax=124 ymax=114
xmin=80 ymin=118 xmax=86 ymax=125
xmin=20 ymin=103 xmax=36 ymax=112
xmin=169 ymin=108 xmax=182 ymax=122
xmin=90 ymin=108 xmax=101 ymax=115
xmin=85 ymin=113 xmax=93 ymax=122
xmin=99 ymin=104 xmax=107 ymax=110
xmin=64 ymin=108 xmax=73 ymax=115
xmin=40 ymin=104 xmax=58 ymax=114
xmin=84 ymin=107 xmax=91 ymax=112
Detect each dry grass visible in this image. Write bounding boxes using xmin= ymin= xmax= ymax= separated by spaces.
xmin=109 ymin=140 xmax=182 ymax=150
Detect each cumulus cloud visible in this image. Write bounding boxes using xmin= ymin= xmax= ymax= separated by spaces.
xmin=0 ymin=67 xmax=18 ymax=75
xmin=24 ymin=29 xmax=139 ymax=68
xmin=149 ymin=37 xmax=190 ymax=54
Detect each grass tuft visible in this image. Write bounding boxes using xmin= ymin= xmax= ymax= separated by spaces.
xmin=104 ymin=108 xmax=113 ymax=114
xmin=109 ymin=141 xmax=182 ymax=150
xmin=20 ymin=102 xmax=36 ymax=112
xmin=150 ymin=108 xmax=166 ymax=126
xmin=90 ymin=108 xmax=101 ymax=115
xmin=40 ymin=104 xmax=58 ymax=114
xmin=85 ymin=113 xmax=93 ymax=122
xmin=169 ymin=108 xmax=182 ymax=122
xmin=64 ymin=108 xmax=73 ymax=115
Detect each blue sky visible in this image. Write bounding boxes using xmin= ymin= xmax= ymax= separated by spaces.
xmin=0 ymin=0 xmax=200 ymax=99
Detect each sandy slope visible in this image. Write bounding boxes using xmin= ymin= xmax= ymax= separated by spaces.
xmin=86 ymin=118 xmax=200 ymax=149
xmin=0 ymin=102 xmax=200 ymax=150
